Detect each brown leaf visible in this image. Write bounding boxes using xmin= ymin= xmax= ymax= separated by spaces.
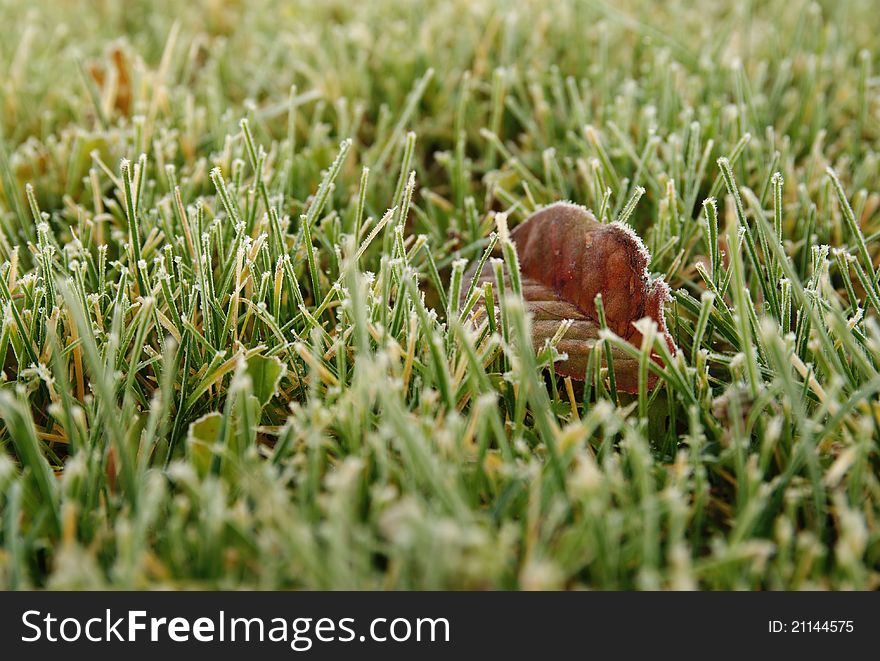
xmin=464 ymin=202 xmax=676 ymax=393
xmin=87 ymin=43 xmax=132 ymax=117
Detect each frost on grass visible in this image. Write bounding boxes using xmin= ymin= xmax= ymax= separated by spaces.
xmin=0 ymin=0 xmax=879 ymax=591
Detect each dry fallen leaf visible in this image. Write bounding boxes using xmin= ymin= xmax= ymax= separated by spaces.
xmin=464 ymin=201 xmax=676 ymax=393
xmin=88 ymin=43 xmax=132 ymax=117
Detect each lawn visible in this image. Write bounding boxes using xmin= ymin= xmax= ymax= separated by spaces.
xmin=0 ymin=0 xmax=878 ymax=589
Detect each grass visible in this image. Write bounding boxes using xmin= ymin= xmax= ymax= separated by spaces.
xmin=0 ymin=0 xmax=878 ymax=589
